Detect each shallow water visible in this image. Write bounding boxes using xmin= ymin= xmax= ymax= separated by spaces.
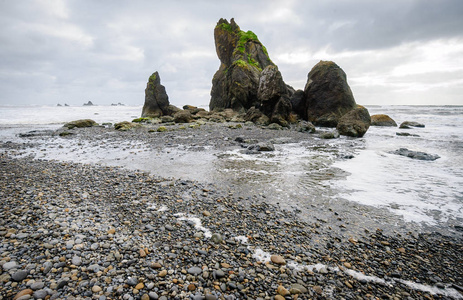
xmin=1 ymin=105 xmax=462 ymax=239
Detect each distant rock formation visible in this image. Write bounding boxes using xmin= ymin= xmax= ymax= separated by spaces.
xmin=142 ymin=72 xmax=172 ymax=118
xmin=300 ymin=61 xmax=357 ymax=127
xmin=371 ymin=114 xmax=397 ymax=127
xmin=209 ymin=18 xmax=293 ymax=126
xmin=83 ymin=101 xmax=94 ymax=106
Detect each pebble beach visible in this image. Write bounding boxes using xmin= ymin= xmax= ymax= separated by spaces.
xmin=1 ymin=122 xmax=462 ymax=300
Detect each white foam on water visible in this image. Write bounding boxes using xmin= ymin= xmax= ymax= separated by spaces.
xmin=157 ymin=206 xmax=168 ymax=212
xmin=287 ymin=260 xmax=463 ymax=299
xmin=234 ymin=235 xmax=249 ymax=244
xmin=251 ymin=248 xmax=272 ymax=263
xmin=177 ymin=215 xmax=212 ymax=238
xmin=396 ymin=279 xmax=463 ymax=299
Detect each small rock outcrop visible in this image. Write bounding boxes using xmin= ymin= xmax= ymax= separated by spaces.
xmin=399 ymin=121 xmax=425 ymax=129
xmin=83 ymin=101 xmax=94 ymax=106
xmin=393 ymin=148 xmax=440 ymax=161
xmin=336 ymin=106 xmax=371 ymax=137
xmin=142 ymin=72 xmax=171 ymax=118
xmin=209 ymin=18 xmax=293 ymax=125
xmin=371 ymin=114 xmax=397 ymax=127
xmin=302 ymin=61 xmax=357 ymax=127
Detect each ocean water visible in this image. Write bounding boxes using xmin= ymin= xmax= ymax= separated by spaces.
xmin=0 ymin=104 xmax=462 ymax=237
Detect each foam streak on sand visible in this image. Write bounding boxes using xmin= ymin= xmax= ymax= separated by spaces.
xmin=176 ymin=214 xmax=212 ymax=238
xmin=287 ymin=262 xmax=463 ymax=299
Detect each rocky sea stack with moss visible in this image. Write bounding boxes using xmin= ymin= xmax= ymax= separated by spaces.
xmin=142 ymin=72 xmax=173 ymax=118
xmin=209 ymin=18 xmax=294 ymax=126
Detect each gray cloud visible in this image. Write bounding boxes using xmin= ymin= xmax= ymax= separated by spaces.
xmin=0 ymin=0 xmax=462 ymax=108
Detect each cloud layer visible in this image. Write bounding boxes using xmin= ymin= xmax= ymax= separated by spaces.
xmin=1 ymin=0 xmax=462 ymax=107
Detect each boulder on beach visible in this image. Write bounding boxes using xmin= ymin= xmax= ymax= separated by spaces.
xmin=336 ymin=106 xmax=371 ymax=137
xmin=209 ymin=18 xmax=293 ymax=125
xmin=371 ymin=114 xmax=397 ymax=127
xmin=399 ymin=121 xmax=425 ymax=129
xmin=114 ymin=121 xmax=141 ymax=131
xmin=303 ymin=61 xmax=357 ymax=127
xmin=64 ymin=119 xmax=97 ymax=129
xmin=142 ymin=72 xmax=171 ymax=118
xmin=173 ymin=110 xmax=192 ymax=123
xmin=392 ymin=148 xmax=439 ymax=161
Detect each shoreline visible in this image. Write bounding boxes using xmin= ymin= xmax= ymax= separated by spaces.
xmin=1 ymin=134 xmax=462 ymax=299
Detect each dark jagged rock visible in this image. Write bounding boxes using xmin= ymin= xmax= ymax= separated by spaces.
xmin=83 ymin=101 xmax=94 ymax=106
xmin=64 ymin=119 xmax=97 ymax=129
xmin=303 ymin=61 xmax=357 ymax=127
xmin=336 ymin=106 xmax=371 ymax=137
xmin=244 ymin=107 xmax=270 ymax=125
xmin=399 ymin=121 xmax=425 ymax=129
xmin=393 ymin=148 xmax=440 ymax=161
xmin=258 ymin=65 xmax=292 ymax=126
xmin=371 ymin=114 xmax=397 ymax=127
xmin=142 ymin=72 xmax=171 ymax=118
xmin=209 ymin=18 xmax=292 ymax=125
xmin=290 ymin=90 xmax=306 ymax=118
xmin=396 ymin=132 xmax=420 ymax=137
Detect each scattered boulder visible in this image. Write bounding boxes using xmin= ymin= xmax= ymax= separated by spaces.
xmin=244 ymin=107 xmax=270 ymax=125
xmin=19 ymin=130 xmax=55 ymax=137
xmin=392 ymin=148 xmax=440 ymax=161
xmin=83 ymin=101 xmax=94 ymax=106
xmin=303 ymin=61 xmax=357 ymax=127
xmin=114 ymin=121 xmax=140 ymax=131
xmin=173 ymin=110 xmax=192 ymax=123
xmin=64 ymin=119 xmax=97 ymax=129
xmin=336 ymin=105 xmax=371 ymax=137
xmin=320 ymin=130 xmax=340 ymax=139
xmin=142 ymin=72 xmax=171 ymax=118
xmin=371 ymin=114 xmax=397 ymax=127
xmin=399 ymin=121 xmax=425 ymax=129
xmin=296 ymin=121 xmax=316 ymax=133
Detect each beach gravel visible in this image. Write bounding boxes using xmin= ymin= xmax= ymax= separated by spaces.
xmin=0 ymin=123 xmax=462 ymax=299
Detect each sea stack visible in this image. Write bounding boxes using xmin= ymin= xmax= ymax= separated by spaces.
xmin=302 ymin=61 xmax=357 ymax=127
xmin=209 ymin=18 xmax=293 ymax=126
xmin=141 ymin=72 xmax=171 ymax=118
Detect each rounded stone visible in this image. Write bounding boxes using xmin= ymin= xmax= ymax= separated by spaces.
xmin=92 ymin=285 xmax=102 ymax=293
xmin=187 ymin=266 xmax=202 ymax=275
xmin=12 ymin=270 xmax=28 ymax=282
xmin=270 ymin=255 xmax=286 ymax=265
xmin=33 ymin=290 xmax=48 ymax=299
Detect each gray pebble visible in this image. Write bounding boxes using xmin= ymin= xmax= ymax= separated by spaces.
xmin=12 ymin=270 xmax=28 ymax=282
xmin=33 ymin=289 xmax=48 ymax=299
xmin=3 ymin=261 xmax=18 ymax=270
xmin=188 ymin=266 xmax=202 ymax=275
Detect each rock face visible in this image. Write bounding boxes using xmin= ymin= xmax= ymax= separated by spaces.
xmin=302 ymin=61 xmax=357 ymax=127
xmin=371 ymin=114 xmax=397 ymax=127
xmin=142 ymin=72 xmax=171 ymax=118
xmin=209 ymin=18 xmax=292 ymax=125
xmin=336 ymin=106 xmax=371 ymax=137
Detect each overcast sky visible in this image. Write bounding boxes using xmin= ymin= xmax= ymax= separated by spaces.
xmin=1 ymin=0 xmax=463 ymax=108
